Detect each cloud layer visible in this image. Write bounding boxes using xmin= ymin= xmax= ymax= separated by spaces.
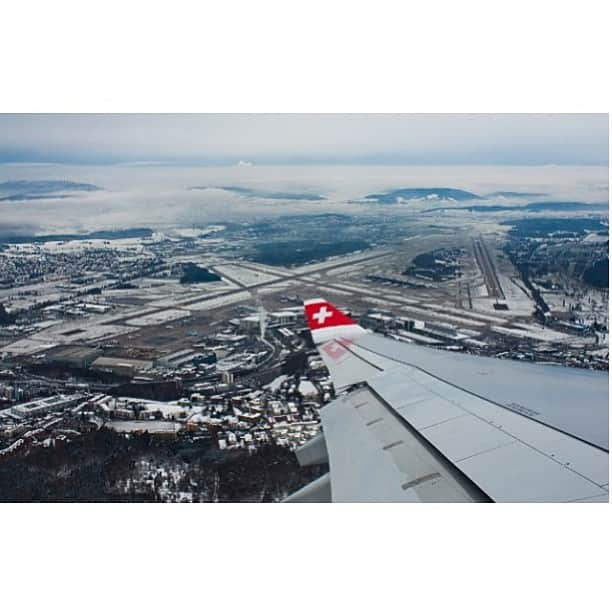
xmin=0 ymin=114 xmax=608 ymax=165
xmin=0 ymin=163 xmax=607 ymax=236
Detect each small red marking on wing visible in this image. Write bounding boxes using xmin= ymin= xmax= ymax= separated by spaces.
xmin=322 ymin=339 xmax=354 ymax=362
xmin=323 ymin=341 xmax=346 ymax=361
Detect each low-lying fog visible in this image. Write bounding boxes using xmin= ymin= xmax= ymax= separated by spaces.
xmin=0 ymin=163 xmax=608 ymax=236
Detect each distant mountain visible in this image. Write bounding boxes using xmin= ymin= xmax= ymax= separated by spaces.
xmin=428 ymin=204 xmax=517 ymax=213
xmin=487 ymin=191 xmax=547 ymax=198
xmin=0 ymin=228 xmax=153 ymax=244
xmin=524 ymin=201 xmax=608 ymax=212
xmin=190 ymin=185 xmax=325 ymax=201
xmin=0 ymin=180 xmax=101 ymax=202
xmin=425 ymin=200 xmax=609 ymax=214
xmin=363 ymin=187 xmax=483 ymax=203
xmin=501 ymin=217 xmax=608 ymax=238
xmin=0 ymin=194 xmax=74 ymax=202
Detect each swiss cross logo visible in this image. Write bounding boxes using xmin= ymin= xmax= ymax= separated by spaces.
xmin=305 ymin=300 xmax=356 ymax=329
xmin=312 ymin=306 xmax=333 ymax=325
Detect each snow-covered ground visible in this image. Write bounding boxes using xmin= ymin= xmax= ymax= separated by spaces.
xmin=6 ymin=238 xmax=148 ymax=254
xmin=471 ymin=282 xmax=489 ymax=298
xmin=491 ymin=324 xmax=572 ymax=343
xmin=497 ymin=273 xmax=535 ymax=316
xmin=102 ymin=306 xmax=158 ymax=323
xmin=316 ymin=287 xmax=353 ymax=296
xmin=258 ymin=281 xmax=302 ymax=295
xmin=118 ymin=398 xmax=192 ymax=418
xmin=330 ymin=283 xmax=384 ymax=297
xmin=389 ymin=330 xmax=441 ymax=344
xmin=1 ymin=320 xmax=133 ymax=354
xmin=48 ymin=323 xmax=133 ymax=342
xmin=397 ymin=303 xmax=487 ymax=327
xmin=583 ymin=232 xmax=609 ymax=244
xmin=420 ymin=302 xmax=507 ymax=324
xmin=1 ymin=338 xmax=58 ymax=355
xmin=266 ymin=375 xmax=288 ymax=391
xmin=236 ymin=262 xmax=293 ymax=278
xmin=106 ymin=421 xmax=183 ymax=433
xmin=214 ymin=264 xmax=282 ymax=287
xmin=185 ymin=290 xmax=252 ymax=311
xmin=125 ymin=308 xmax=190 ymax=327
xmin=291 ymin=249 xmax=389 ymax=274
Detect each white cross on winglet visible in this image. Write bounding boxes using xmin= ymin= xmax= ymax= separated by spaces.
xmin=313 ymin=305 xmax=333 ymax=325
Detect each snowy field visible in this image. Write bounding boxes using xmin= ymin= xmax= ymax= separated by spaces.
xmin=1 ymin=321 xmax=133 ymax=354
xmin=355 ymin=296 xmax=494 ymax=328
xmin=266 ymin=375 xmax=288 ymax=391
xmin=258 ymin=281 xmax=302 ymax=295
xmin=583 ymin=232 xmax=608 ymax=244
xmin=148 ymin=282 xmax=236 ymax=308
xmin=329 ymin=283 xmax=381 ymax=297
xmin=104 ymin=278 xmax=240 ymax=313
xmin=470 ymin=282 xmax=489 ymax=298
xmin=0 ymin=280 xmax=66 ymax=300
xmin=4 ymin=292 xmax=67 ymax=312
xmin=324 ymin=262 xmax=379 ymax=276
xmin=125 ymin=308 xmax=190 ymax=327
xmin=1 ymin=338 xmax=58 ymax=356
xmin=389 ymin=331 xmax=441 ymax=344
xmin=291 ymin=249 xmax=389 ymax=274
xmin=185 ymin=290 xmax=252 ymax=311
xmin=318 ymin=287 xmax=353 ymax=296
xmin=45 ymin=323 xmax=133 ymax=343
xmin=398 ymin=303 xmax=487 ymax=327
xmin=101 ymin=307 xmax=158 ymax=323
xmin=378 ymin=291 xmax=420 ymax=304
xmin=214 ymin=264 xmax=282 ymax=287
xmin=426 ymin=303 xmax=508 ymax=324
xmin=491 ymin=325 xmax=572 ymax=343
xmin=5 ymin=238 xmax=147 ymax=254
xmin=236 ymin=262 xmax=293 ymax=277
xmin=106 ymin=421 xmax=183 ymax=433
xmin=118 ymin=398 xmax=191 ymax=418
xmin=497 ymin=273 xmax=534 ymax=316
xmin=540 ymin=290 xmax=569 ymax=313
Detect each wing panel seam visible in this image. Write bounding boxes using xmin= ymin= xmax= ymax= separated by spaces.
xmin=342 ymin=340 xmax=608 ymax=491
xmin=345 ymin=339 xmax=609 ymax=455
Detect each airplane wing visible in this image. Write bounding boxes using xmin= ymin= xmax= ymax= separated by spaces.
xmin=286 ymin=298 xmax=609 ymax=503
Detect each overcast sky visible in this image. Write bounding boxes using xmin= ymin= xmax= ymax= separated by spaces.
xmin=0 ymin=114 xmax=608 ymax=165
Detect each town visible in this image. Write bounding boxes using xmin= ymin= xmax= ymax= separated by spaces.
xmin=0 ymin=206 xmax=608 ymax=500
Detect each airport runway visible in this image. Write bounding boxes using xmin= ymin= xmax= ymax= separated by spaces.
xmin=473 ymin=237 xmax=505 ymax=300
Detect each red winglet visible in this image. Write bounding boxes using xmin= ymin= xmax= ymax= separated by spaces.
xmin=304 ymin=298 xmax=366 ymax=346
xmin=304 ymin=299 xmax=356 ymax=330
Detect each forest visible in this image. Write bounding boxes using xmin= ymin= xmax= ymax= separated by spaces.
xmin=0 ymin=429 xmax=326 ymax=502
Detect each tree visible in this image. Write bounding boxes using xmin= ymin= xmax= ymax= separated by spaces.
xmin=0 ymin=303 xmax=16 ymax=326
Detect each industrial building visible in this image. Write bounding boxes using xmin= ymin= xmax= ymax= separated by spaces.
xmin=90 ymin=356 xmax=153 ymax=376
xmin=44 ymin=344 xmax=102 ymax=369
xmin=11 ymin=394 xmax=83 ymax=418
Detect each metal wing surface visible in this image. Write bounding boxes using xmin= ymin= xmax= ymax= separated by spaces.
xmin=286 ymin=299 xmax=608 ymax=503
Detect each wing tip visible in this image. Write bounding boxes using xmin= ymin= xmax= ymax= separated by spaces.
xmin=304 ymin=297 xmax=325 ymax=306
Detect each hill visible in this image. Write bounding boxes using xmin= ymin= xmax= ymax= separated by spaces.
xmin=0 ymin=180 xmax=101 ymax=202
xmin=364 ymin=187 xmax=482 ymax=203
